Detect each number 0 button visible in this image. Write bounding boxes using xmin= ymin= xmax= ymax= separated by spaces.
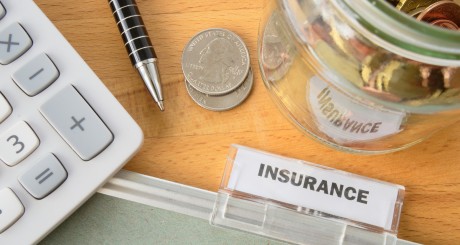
xmin=0 ymin=121 xmax=39 ymax=166
xmin=0 ymin=188 xmax=25 ymax=234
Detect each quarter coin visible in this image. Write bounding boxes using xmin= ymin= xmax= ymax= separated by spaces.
xmin=185 ymin=69 xmax=253 ymax=111
xmin=182 ymin=28 xmax=250 ymax=95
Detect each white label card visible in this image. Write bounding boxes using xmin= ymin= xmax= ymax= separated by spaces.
xmin=308 ymin=77 xmax=405 ymax=143
xmin=227 ymin=146 xmax=403 ymax=230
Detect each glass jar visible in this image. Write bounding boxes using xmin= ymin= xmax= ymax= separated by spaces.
xmin=258 ymin=0 xmax=460 ymax=154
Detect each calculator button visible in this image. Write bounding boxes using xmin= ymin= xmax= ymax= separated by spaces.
xmin=0 ymin=23 xmax=32 ymax=65
xmin=12 ymin=53 xmax=59 ymax=96
xmin=0 ymin=188 xmax=24 ymax=234
xmin=18 ymin=154 xmax=67 ymax=199
xmin=40 ymin=85 xmax=113 ymax=161
xmin=0 ymin=121 xmax=39 ymax=166
xmin=0 ymin=93 xmax=11 ymax=123
xmin=0 ymin=3 xmax=5 ymax=20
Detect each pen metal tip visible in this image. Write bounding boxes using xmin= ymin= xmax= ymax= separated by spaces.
xmin=157 ymin=101 xmax=165 ymax=111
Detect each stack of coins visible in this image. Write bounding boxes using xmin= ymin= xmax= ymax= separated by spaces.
xmin=388 ymin=0 xmax=460 ymax=30
xmin=181 ymin=28 xmax=253 ymax=111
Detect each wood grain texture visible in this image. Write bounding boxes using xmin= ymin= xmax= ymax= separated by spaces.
xmin=35 ymin=0 xmax=460 ymax=244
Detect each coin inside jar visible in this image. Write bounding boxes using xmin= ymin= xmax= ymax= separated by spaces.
xmin=261 ymin=13 xmax=285 ymax=70
xmin=185 ymin=69 xmax=253 ymax=111
xmin=416 ymin=1 xmax=460 ymax=30
xmin=182 ymin=28 xmax=250 ymax=95
xmin=396 ymin=0 xmax=440 ymax=14
xmin=261 ymin=13 xmax=295 ymax=82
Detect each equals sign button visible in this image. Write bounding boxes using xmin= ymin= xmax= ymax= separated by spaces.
xmin=19 ymin=155 xmax=68 ymax=199
xmin=35 ymin=167 xmax=53 ymax=184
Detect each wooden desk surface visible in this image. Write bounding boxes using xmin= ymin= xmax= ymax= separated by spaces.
xmin=36 ymin=1 xmax=460 ymax=244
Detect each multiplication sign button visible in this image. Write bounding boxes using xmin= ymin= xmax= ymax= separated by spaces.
xmin=0 ymin=23 xmax=32 ymax=64
xmin=39 ymin=85 xmax=113 ymax=160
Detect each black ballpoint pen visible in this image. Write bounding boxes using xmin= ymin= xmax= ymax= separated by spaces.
xmin=109 ymin=0 xmax=164 ymax=111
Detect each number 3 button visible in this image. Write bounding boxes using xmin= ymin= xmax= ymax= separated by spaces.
xmin=0 ymin=121 xmax=39 ymax=166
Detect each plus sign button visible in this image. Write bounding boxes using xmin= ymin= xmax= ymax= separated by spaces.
xmin=40 ymin=85 xmax=113 ymax=161
xmin=0 ymin=23 xmax=32 ymax=64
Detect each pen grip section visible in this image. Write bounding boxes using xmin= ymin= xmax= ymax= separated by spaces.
xmin=109 ymin=0 xmax=157 ymax=65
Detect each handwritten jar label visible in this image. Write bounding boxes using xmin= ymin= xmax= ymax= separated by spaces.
xmin=308 ymin=77 xmax=405 ymax=143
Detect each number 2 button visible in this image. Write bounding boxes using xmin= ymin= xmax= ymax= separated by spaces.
xmin=0 ymin=121 xmax=39 ymax=166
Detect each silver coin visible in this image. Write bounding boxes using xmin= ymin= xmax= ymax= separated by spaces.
xmin=260 ymin=13 xmax=295 ymax=81
xmin=185 ymin=69 xmax=253 ymax=111
xmin=261 ymin=12 xmax=285 ymax=70
xmin=182 ymin=28 xmax=250 ymax=95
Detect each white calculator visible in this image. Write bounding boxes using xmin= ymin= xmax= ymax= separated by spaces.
xmin=0 ymin=0 xmax=143 ymax=244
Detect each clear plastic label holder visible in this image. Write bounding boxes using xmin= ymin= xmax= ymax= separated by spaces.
xmin=210 ymin=145 xmax=418 ymax=245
